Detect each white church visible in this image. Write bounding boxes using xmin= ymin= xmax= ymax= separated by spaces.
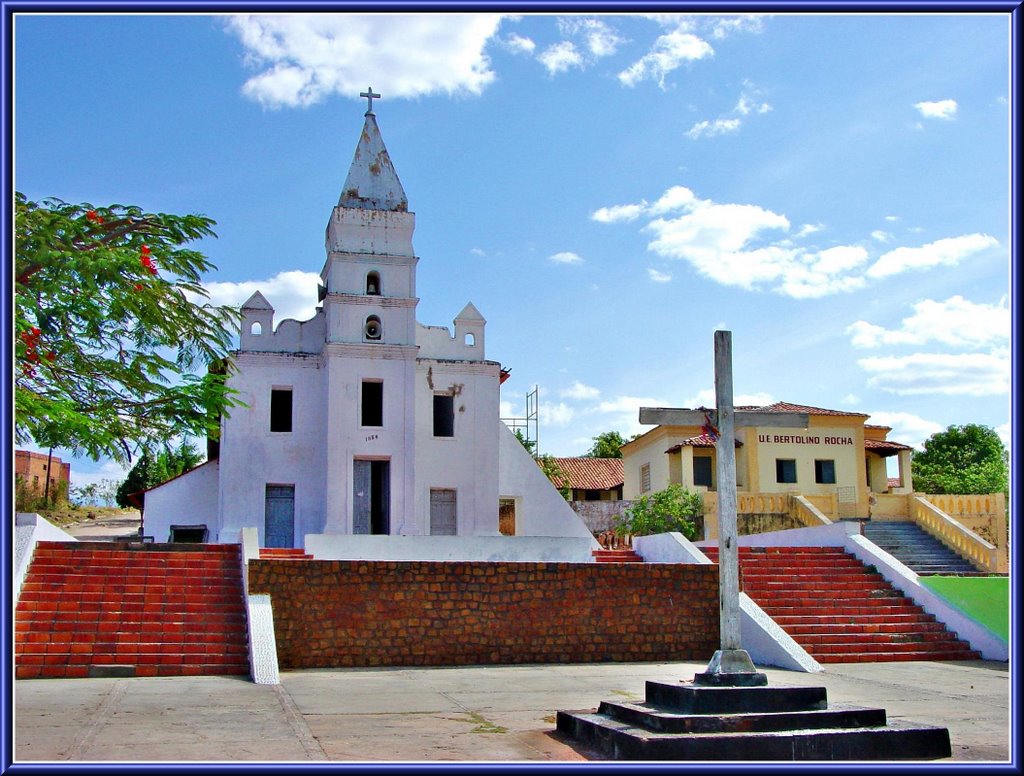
xmin=142 ymin=93 xmax=596 ymax=561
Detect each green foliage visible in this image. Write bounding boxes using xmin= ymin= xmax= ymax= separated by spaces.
xmin=585 ymin=430 xmax=628 ymax=459
xmin=911 ymin=424 xmax=1008 ymax=495
xmin=115 ymin=439 xmax=204 ymax=507
xmin=537 ymin=454 xmax=571 ymax=500
xmin=15 ymin=477 xmax=69 ymax=512
xmin=513 ymin=428 xmax=537 ymax=456
xmin=615 ymin=484 xmax=702 ymax=539
xmin=71 ymin=480 xmax=120 ymax=508
xmin=14 ymin=193 xmax=243 ymax=464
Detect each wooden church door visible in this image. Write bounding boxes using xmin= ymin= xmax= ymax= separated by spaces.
xmin=264 ymin=485 xmax=295 ymax=548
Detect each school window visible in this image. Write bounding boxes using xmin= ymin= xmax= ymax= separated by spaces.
xmin=362 ymin=381 xmax=383 ymax=427
xmin=433 ymin=395 xmax=455 ymax=437
xmin=775 ymin=459 xmax=797 ymax=484
xmin=270 ymin=388 xmax=293 ymax=432
xmin=815 ymin=459 xmax=836 ymax=484
xmin=640 ymin=463 xmax=651 ymax=493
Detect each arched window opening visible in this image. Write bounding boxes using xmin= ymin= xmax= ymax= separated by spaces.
xmin=364 ymin=315 xmax=383 ymax=341
xmin=366 ymin=271 xmax=381 ymax=296
xmin=464 ymin=332 xmax=475 ymax=346
xmin=251 ymin=322 xmax=263 ymax=336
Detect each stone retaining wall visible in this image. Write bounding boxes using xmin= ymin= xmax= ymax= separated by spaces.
xmin=248 ymin=560 xmax=720 ymax=669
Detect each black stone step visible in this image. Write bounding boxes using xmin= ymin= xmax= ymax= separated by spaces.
xmin=598 ymin=700 xmax=888 ymax=734
xmin=644 ymin=681 xmax=827 ymax=714
xmin=557 ymin=711 xmax=952 ymax=761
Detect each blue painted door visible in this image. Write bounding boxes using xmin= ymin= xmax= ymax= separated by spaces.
xmin=265 ymin=485 xmax=295 ymax=548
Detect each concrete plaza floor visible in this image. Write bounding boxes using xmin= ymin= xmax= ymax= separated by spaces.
xmin=13 ymin=658 xmax=1011 ymax=764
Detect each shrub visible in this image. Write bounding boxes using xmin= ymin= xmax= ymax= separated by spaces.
xmin=615 ymin=484 xmax=702 ymax=540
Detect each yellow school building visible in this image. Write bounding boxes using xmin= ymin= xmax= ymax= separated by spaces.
xmin=622 ymin=401 xmax=913 ymax=520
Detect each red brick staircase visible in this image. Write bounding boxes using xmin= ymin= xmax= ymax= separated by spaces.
xmin=592 ymin=549 xmax=644 ymax=563
xmin=703 ymin=546 xmax=981 ymax=663
xmin=258 ymin=548 xmax=313 ymax=560
xmin=15 ymin=541 xmax=250 ymax=679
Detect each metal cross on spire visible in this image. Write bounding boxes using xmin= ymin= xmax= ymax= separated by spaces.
xmin=360 ymin=87 xmax=381 ymax=115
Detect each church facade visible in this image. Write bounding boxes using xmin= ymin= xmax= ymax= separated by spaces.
xmin=143 ymin=98 xmax=592 ymax=551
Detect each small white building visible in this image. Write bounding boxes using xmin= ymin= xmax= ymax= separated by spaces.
xmin=144 ymin=99 xmax=593 ymax=557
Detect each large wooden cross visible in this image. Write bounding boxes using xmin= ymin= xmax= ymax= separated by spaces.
xmin=639 ymin=330 xmax=809 ymax=685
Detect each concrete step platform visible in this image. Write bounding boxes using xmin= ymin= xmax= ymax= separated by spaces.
xmin=557 ymin=680 xmax=951 ymax=760
xmin=597 ymin=699 xmax=887 ymax=734
xmin=556 ymin=710 xmax=952 ymax=760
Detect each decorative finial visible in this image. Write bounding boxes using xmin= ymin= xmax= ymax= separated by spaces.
xmin=360 ymin=87 xmax=381 ymax=115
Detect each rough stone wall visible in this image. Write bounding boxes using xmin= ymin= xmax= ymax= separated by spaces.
xmin=737 ymin=513 xmax=803 ymax=536
xmin=570 ymin=500 xmax=632 ymax=532
xmin=248 ymin=559 xmax=719 ymax=669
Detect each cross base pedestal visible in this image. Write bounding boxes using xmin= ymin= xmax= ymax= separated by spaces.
xmin=693 ymin=649 xmax=768 ymax=687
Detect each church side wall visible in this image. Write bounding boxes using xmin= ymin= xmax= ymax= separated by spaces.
xmin=414 ymin=360 xmax=500 ymax=536
xmin=219 ymin=354 xmax=326 ymax=545
xmin=497 ymin=423 xmax=596 ymax=541
xmin=144 ymin=461 xmax=220 ymax=543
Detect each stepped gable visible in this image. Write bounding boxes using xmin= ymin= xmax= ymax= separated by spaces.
xmin=15 ymin=541 xmax=250 ymax=679
xmin=703 ymin=546 xmax=980 ymax=663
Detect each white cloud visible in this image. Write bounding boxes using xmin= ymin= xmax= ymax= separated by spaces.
xmin=650 ymin=186 xmax=698 ymax=214
xmin=685 ymin=118 xmax=741 ymax=139
xmin=537 ymin=41 xmax=583 ymax=74
xmin=469 ymin=247 xmax=486 ymax=257
xmin=866 ymin=234 xmax=999 ymax=279
xmin=884 ymin=215 xmax=900 ymax=222
xmin=645 ymin=200 xmax=792 ymax=289
xmin=618 ymin=29 xmax=714 ymax=88
xmin=687 ymin=81 xmax=771 ymax=140
xmin=540 ymin=401 xmax=576 ymax=427
xmin=501 ymin=33 xmax=535 ymax=54
xmin=871 ymin=230 xmax=891 ymax=243
xmin=226 ymin=14 xmax=504 ymax=108
xmin=560 ymin=381 xmax=601 ymax=400
xmin=794 ymin=223 xmax=823 ymax=238
xmin=709 ymin=15 xmax=767 ymax=39
xmin=647 ymin=268 xmax=672 ymax=283
xmin=864 ymin=411 xmax=944 ymax=449
xmin=847 ymin=296 xmax=1010 ymax=349
xmin=548 ymin=251 xmax=584 ymax=265
xmin=594 ymin=395 xmax=669 ymax=438
xmin=201 ymin=270 xmax=321 ymax=324
xmin=558 ymin=17 xmax=623 ymax=58
xmin=499 ymin=400 xmax=519 ymax=418
xmin=841 ymin=393 xmax=860 ymax=405
xmin=590 ymin=201 xmax=647 ymax=223
xmin=687 ymin=389 xmax=775 ymax=408
xmin=734 ymin=90 xmax=772 ymax=116
xmin=996 ymin=422 xmax=1010 ymax=449
xmin=777 ymin=246 xmax=869 ymax=299
xmin=858 ymin=351 xmax=1010 ymax=396
xmin=595 ymin=185 xmax=996 ymax=299
xmin=70 ymin=459 xmax=131 ymax=490
xmin=914 ymin=99 xmax=958 ymax=120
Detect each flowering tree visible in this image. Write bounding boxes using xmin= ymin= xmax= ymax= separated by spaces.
xmin=14 ymin=193 xmax=242 ymax=463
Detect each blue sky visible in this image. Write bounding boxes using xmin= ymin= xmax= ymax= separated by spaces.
xmin=13 ymin=11 xmax=1012 ymax=489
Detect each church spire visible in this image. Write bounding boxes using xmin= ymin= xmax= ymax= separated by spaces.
xmin=338 ymin=88 xmax=408 ymax=212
